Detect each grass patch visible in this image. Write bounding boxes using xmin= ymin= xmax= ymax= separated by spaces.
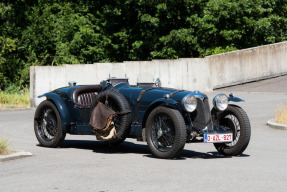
xmin=275 ymin=105 xmax=287 ymax=124
xmin=0 ymin=88 xmax=30 ymax=108
xmin=0 ymin=135 xmax=12 ymax=155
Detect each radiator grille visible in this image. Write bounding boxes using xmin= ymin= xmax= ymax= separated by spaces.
xmin=190 ymin=97 xmax=212 ymax=130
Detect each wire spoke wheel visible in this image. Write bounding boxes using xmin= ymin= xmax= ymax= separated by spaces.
xmin=38 ymin=108 xmax=58 ymax=141
xmin=213 ymin=105 xmax=251 ymax=156
xmin=146 ymin=107 xmax=186 ymax=159
xmin=151 ymin=114 xmax=175 ymax=152
xmin=221 ymin=114 xmax=241 ymax=147
xmin=34 ymin=100 xmax=65 ymax=147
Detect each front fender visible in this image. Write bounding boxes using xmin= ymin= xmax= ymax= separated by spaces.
xmin=228 ymin=93 xmax=244 ymax=102
xmin=38 ymin=93 xmax=71 ymax=132
xmin=149 ymin=98 xmax=179 ymax=110
xmin=142 ymin=98 xmax=179 ymax=128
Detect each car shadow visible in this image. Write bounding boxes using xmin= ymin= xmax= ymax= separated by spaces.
xmin=59 ymin=140 xmax=250 ymax=160
xmin=181 ymin=150 xmax=249 ymax=159
xmin=60 ymin=140 xmax=150 ymax=155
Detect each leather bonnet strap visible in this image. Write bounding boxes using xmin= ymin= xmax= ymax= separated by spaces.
xmin=134 ymin=87 xmax=157 ymax=124
xmin=168 ymin=90 xmax=184 ymax=98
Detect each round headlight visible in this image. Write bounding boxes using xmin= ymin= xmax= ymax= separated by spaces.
xmin=182 ymin=95 xmax=197 ymax=112
xmin=213 ymin=94 xmax=228 ymax=111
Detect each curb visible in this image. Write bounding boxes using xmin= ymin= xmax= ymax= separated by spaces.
xmin=266 ymin=119 xmax=287 ymax=130
xmin=0 ymin=108 xmax=33 ymax=112
xmin=0 ymin=151 xmax=33 ymax=162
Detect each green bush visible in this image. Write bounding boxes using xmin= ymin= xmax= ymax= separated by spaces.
xmin=0 ymin=87 xmax=30 ymax=108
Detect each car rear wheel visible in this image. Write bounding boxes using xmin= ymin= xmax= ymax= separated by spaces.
xmin=34 ymin=100 xmax=66 ymax=147
xmin=146 ymin=107 xmax=186 ymax=159
xmin=213 ymin=105 xmax=251 ymax=156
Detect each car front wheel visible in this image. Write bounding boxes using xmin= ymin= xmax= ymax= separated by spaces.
xmin=213 ymin=105 xmax=251 ymax=156
xmin=146 ymin=107 xmax=186 ymax=159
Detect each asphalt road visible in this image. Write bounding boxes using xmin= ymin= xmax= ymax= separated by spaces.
xmin=1 ymin=76 xmax=287 ymax=192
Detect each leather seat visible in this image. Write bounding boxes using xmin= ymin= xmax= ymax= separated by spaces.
xmin=72 ymin=85 xmax=102 ymax=108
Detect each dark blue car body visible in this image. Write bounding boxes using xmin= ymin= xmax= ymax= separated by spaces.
xmin=35 ymin=77 xmax=250 ymax=159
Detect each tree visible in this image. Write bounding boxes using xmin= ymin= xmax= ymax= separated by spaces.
xmin=0 ymin=0 xmax=286 ymax=89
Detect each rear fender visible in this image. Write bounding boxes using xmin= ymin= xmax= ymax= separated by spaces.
xmin=142 ymin=98 xmax=179 ymax=128
xmin=38 ymin=93 xmax=70 ymax=132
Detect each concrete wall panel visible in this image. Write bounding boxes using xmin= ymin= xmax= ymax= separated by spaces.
xmin=30 ymin=66 xmax=66 ymax=106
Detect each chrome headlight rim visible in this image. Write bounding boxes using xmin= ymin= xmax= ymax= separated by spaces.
xmin=181 ymin=94 xmax=197 ymax=112
xmin=213 ymin=93 xmax=229 ymax=111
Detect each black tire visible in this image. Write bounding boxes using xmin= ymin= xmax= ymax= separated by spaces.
xmin=213 ymin=105 xmax=251 ymax=156
xmin=34 ymin=100 xmax=66 ymax=147
xmin=146 ymin=106 xmax=187 ymax=159
xmin=90 ymin=89 xmax=131 ymax=143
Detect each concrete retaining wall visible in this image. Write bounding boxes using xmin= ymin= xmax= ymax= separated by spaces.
xmin=30 ymin=41 xmax=287 ymax=107
xmin=207 ymin=41 xmax=287 ymax=89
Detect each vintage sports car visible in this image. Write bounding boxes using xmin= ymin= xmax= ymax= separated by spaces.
xmin=34 ymin=71 xmax=251 ymax=159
